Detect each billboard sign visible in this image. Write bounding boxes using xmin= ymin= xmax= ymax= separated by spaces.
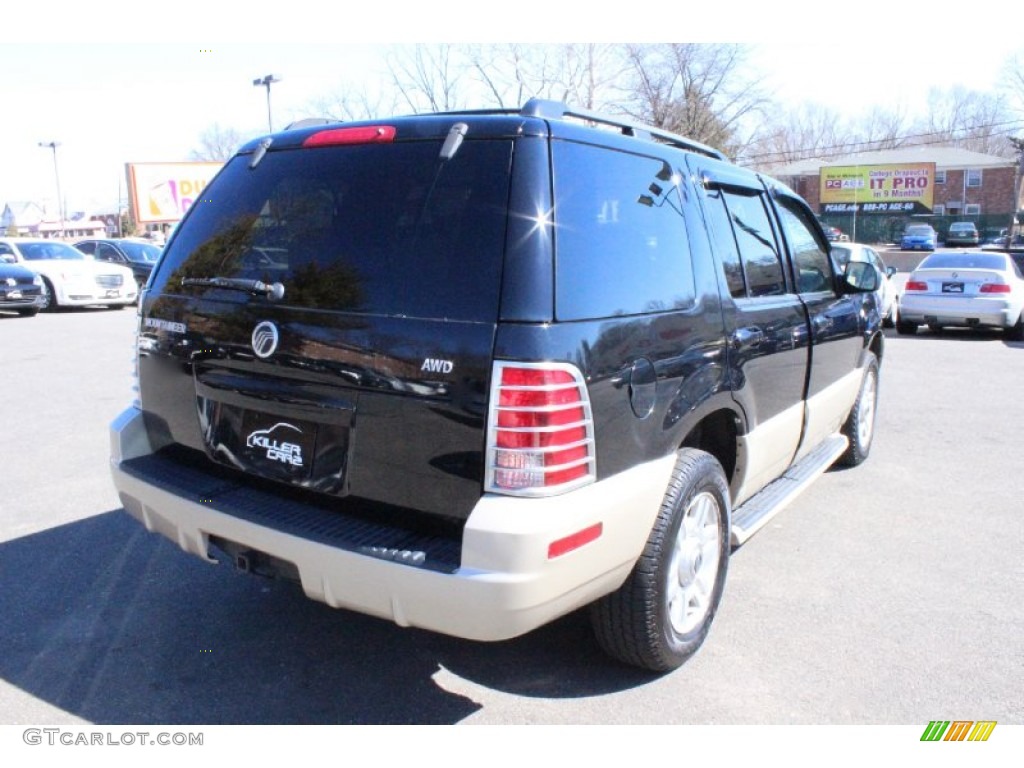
xmin=126 ymin=162 xmax=224 ymax=224
xmin=820 ymin=162 xmax=935 ymax=215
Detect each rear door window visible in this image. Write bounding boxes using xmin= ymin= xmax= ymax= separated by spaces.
xmin=152 ymin=140 xmax=513 ymax=323
xmin=552 ymin=141 xmax=695 ymax=320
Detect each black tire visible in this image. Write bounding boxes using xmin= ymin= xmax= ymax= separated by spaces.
xmin=882 ymin=300 xmax=897 ymax=329
xmin=39 ymin=277 xmax=58 ymax=312
xmin=838 ymin=353 xmax=879 ymax=467
xmin=590 ymin=449 xmax=731 ymax=673
xmin=895 ymin=318 xmax=917 ymax=336
xmin=16 ymin=308 xmax=39 ymax=317
xmin=1006 ymin=314 xmax=1024 ymax=342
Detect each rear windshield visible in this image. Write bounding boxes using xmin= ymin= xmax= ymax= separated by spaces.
xmin=905 ymin=225 xmax=934 ymax=236
xmin=918 ymin=253 xmax=1007 ymax=270
xmin=151 ymin=140 xmax=513 ymax=322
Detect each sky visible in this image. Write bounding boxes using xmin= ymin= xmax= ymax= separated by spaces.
xmin=2 ymin=4 xmax=1021 ymax=216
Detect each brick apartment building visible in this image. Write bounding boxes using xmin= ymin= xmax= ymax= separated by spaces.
xmin=767 ymin=146 xmax=1021 ymax=243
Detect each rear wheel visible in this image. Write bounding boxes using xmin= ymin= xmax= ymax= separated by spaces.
xmin=590 ymin=449 xmax=730 ymax=672
xmin=17 ymin=308 xmax=39 ymax=317
xmin=838 ymin=353 xmax=879 ymax=467
xmin=1006 ymin=313 xmax=1024 ymax=342
xmin=896 ymin=317 xmax=917 ymax=335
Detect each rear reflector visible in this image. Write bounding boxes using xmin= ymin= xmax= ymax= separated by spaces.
xmin=905 ymin=281 xmax=928 ymax=291
xmin=980 ymin=283 xmax=1011 ymax=293
xmin=548 ymin=523 xmax=603 ymax=559
xmin=303 ymin=125 xmax=396 ymax=147
xmin=486 ymin=361 xmax=596 ymax=496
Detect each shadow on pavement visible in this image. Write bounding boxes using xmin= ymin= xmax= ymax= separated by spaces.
xmin=0 ymin=511 xmax=656 ymax=724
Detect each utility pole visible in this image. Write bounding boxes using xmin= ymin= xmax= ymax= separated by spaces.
xmin=253 ymin=74 xmax=281 ymax=132
xmin=38 ymin=141 xmax=65 ymax=238
xmin=1009 ymin=136 xmax=1024 ymax=248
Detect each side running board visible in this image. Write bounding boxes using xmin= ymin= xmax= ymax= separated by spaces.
xmin=730 ymin=434 xmax=849 ymax=547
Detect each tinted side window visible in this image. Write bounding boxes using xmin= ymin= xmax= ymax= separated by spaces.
xmin=76 ymin=241 xmax=96 ymax=255
xmin=701 ymin=188 xmax=746 ymax=298
xmin=721 ymin=189 xmax=786 ymax=297
xmin=552 ymin=141 xmax=695 ymax=319
xmin=773 ymin=197 xmax=834 ymax=294
xmin=97 ymin=243 xmax=121 ymax=261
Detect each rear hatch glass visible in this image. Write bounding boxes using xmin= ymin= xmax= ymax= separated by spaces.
xmin=151 ymin=140 xmax=512 ymax=321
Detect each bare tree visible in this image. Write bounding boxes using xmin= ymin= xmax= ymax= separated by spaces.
xmin=851 ymin=104 xmax=915 ymax=152
xmin=189 ymin=123 xmax=246 ymax=161
xmin=618 ymin=43 xmax=768 ymax=157
xmin=386 ymin=44 xmax=466 ymax=113
xmin=1000 ymin=53 xmax=1024 ymax=115
xmin=743 ymin=103 xmax=852 ymax=169
xmin=307 ymin=83 xmax=401 ymax=123
xmin=919 ymin=86 xmax=1015 ymax=157
xmin=466 ymin=44 xmax=625 ymax=110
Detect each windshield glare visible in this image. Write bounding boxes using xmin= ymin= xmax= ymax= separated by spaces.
xmin=17 ymin=242 xmax=86 ymax=260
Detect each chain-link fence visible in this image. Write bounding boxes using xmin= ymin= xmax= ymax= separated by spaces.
xmin=819 ymin=213 xmax=1017 ymax=245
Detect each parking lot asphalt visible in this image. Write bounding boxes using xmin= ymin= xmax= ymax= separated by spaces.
xmin=0 ymin=306 xmax=1022 ymax=726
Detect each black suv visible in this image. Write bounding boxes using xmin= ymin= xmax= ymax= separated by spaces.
xmin=110 ymin=100 xmax=883 ymax=672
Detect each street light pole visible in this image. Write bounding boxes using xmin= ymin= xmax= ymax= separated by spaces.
xmin=38 ymin=140 xmax=65 ymax=238
xmin=252 ymin=74 xmax=281 ymax=132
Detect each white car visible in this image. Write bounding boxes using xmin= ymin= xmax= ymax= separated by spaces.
xmin=897 ymin=251 xmax=1024 ymax=340
xmin=831 ymin=242 xmax=899 ymax=327
xmin=0 ymin=238 xmax=137 ymax=311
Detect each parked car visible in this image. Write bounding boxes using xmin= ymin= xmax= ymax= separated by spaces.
xmin=832 ymin=242 xmax=899 ymax=327
xmin=820 ymin=223 xmax=849 ymax=242
xmin=0 ymin=259 xmax=46 ymax=317
xmin=0 ymin=238 xmax=137 ymax=311
xmin=74 ymin=238 xmax=161 ymax=295
xmin=897 ymin=251 xmax=1024 ymax=339
xmin=945 ymin=221 xmax=980 ymax=247
xmin=900 ymin=224 xmax=937 ymax=251
xmin=110 ymin=98 xmax=884 ymax=673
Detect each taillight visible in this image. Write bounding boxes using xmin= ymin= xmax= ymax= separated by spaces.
xmin=486 ymin=361 xmax=596 ymax=496
xmin=302 ymin=125 xmax=396 ymax=147
xmin=905 ymin=281 xmax=928 ymax=291
xmin=980 ymin=283 xmax=1011 ymax=293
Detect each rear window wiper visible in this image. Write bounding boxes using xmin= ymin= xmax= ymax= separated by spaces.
xmin=181 ymin=276 xmax=285 ymax=301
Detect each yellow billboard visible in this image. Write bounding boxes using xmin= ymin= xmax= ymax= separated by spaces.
xmin=126 ymin=162 xmax=224 ymax=224
xmin=820 ymin=162 xmax=935 ymax=214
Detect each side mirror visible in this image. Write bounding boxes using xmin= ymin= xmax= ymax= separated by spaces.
xmin=842 ymin=261 xmax=879 ymax=293
xmin=886 ymin=266 xmax=898 ymax=278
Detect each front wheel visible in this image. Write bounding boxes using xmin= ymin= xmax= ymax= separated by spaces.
xmin=838 ymin=353 xmax=879 ymax=467
xmin=590 ymin=449 xmax=731 ymax=672
xmin=39 ymin=277 xmax=58 ymax=312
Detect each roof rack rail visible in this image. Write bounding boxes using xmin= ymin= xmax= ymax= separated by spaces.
xmin=520 ymin=98 xmax=726 ymax=161
xmin=285 ymin=117 xmax=340 ymax=130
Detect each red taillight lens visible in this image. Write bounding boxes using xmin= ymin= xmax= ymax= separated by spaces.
xmin=980 ymin=283 xmax=1011 ymax=293
xmin=486 ymin=362 xmax=596 ymax=495
xmin=905 ymin=281 xmax=928 ymax=291
xmin=302 ymin=125 xmax=396 ymax=147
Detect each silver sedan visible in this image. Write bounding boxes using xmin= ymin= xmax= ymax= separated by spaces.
xmin=897 ymin=251 xmax=1024 ymax=339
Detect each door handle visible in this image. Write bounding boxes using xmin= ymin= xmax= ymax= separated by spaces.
xmin=731 ymin=327 xmax=764 ymax=351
